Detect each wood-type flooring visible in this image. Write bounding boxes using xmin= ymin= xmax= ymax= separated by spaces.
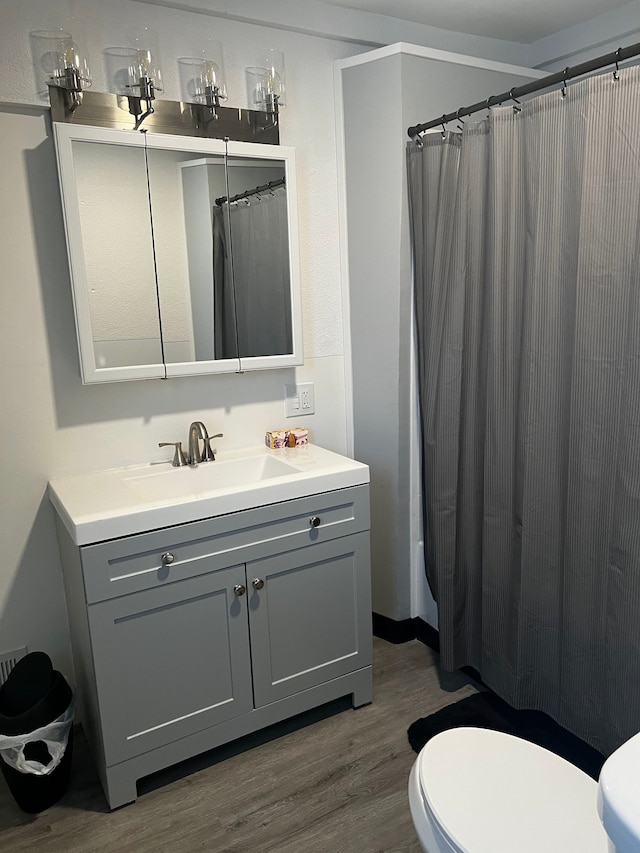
xmin=0 ymin=638 xmax=478 ymax=853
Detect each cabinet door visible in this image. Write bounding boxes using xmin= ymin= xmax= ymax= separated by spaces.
xmin=248 ymin=533 xmax=372 ymax=707
xmin=88 ymin=565 xmax=252 ymax=764
xmin=53 ymin=124 xmax=166 ymax=383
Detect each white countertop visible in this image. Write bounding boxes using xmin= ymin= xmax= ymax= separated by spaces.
xmin=49 ymin=444 xmax=370 ymax=546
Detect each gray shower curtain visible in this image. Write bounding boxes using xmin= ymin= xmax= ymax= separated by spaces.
xmin=213 ymin=187 xmax=292 ymax=360
xmin=407 ymin=66 xmax=640 ymax=755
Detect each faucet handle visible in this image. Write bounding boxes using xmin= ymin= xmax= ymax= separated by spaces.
xmin=202 ymin=433 xmax=224 ymax=462
xmin=159 ymin=441 xmax=188 ymax=467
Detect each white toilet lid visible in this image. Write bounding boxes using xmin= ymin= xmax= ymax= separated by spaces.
xmin=598 ymin=730 xmax=640 ymax=851
xmin=417 ymin=727 xmax=608 ymax=853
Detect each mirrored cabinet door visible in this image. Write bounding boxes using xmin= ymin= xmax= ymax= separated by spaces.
xmin=224 ymin=141 xmax=303 ymax=372
xmin=55 ymin=130 xmax=165 ymax=382
xmin=144 ymin=139 xmax=240 ymax=376
xmin=222 ymin=156 xmax=292 ymax=359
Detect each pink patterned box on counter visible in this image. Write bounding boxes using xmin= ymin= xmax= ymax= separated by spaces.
xmin=288 ymin=428 xmax=309 ymax=447
xmin=265 ymin=430 xmax=289 ymax=448
xmin=265 ymin=428 xmax=310 ymax=448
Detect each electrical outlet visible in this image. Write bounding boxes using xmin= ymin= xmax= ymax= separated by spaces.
xmin=284 ymin=382 xmax=315 ymax=417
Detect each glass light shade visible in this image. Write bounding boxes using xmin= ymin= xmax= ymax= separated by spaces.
xmin=127 ymin=29 xmax=163 ymax=95
xmin=30 ymin=30 xmax=92 ymax=92
xmin=195 ymin=59 xmax=227 ymax=104
xmin=179 ymin=40 xmax=227 ymax=107
xmin=247 ymin=48 xmax=286 ymax=111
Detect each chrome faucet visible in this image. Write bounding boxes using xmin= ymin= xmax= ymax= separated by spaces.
xmin=159 ymin=422 xmax=223 ymax=466
xmin=188 ymin=421 xmax=206 ymax=465
xmin=188 ymin=421 xmax=224 ymax=465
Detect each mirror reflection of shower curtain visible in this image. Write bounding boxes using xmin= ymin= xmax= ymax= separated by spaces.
xmin=213 ymin=205 xmax=238 ymax=359
xmin=213 ymin=187 xmax=292 ymax=360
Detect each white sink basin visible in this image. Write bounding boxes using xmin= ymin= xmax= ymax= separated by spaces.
xmin=49 ymin=444 xmax=369 ymax=545
xmin=124 ymin=454 xmax=302 ymax=501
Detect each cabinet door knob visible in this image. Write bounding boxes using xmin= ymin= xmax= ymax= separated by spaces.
xmin=234 ymin=584 xmax=246 ymax=597
xmin=161 ymin=552 xmax=175 ymax=565
xmin=252 ymin=578 xmax=264 ymax=590
xmin=309 ymin=516 xmax=321 ymax=528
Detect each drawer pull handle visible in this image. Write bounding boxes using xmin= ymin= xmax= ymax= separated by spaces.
xmin=161 ymin=552 xmax=175 ymax=565
xmin=234 ymin=584 xmax=246 ymax=597
xmin=309 ymin=516 xmax=321 ymax=528
xmin=252 ymin=578 xmax=264 ymax=590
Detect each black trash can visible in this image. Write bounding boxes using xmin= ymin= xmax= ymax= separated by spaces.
xmin=0 ymin=652 xmax=74 ymax=813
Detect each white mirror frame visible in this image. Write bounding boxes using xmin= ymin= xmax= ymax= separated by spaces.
xmin=53 ymin=123 xmax=303 ymax=383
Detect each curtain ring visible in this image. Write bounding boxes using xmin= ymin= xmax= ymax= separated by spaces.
xmin=440 ymin=115 xmax=447 ymax=139
xmin=613 ymin=47 xmax=621 ymax=81
xmin=456 ymin=109 xmax=465 ymax=132
xmin=561 ymin=68 xmax=569 ymax=98
xmin=510 ymin=89 xmax=522 ymax=113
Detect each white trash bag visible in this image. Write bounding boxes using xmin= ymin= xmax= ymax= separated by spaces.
xmin=0 ymin=700 xmax=74 ymax=776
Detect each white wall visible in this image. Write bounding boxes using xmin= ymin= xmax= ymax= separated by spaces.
xmin=529 ymin=1 xmax=640 ymax=70
xmin=133 ymin=0 xmax=528 ymax=65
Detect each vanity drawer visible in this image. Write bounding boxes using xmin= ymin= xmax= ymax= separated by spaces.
xmin=80 ymin=486 xmax=369 ymax=603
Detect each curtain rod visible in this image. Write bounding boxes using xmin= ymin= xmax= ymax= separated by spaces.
xmin=407 ymin=41 xmax=640 ymax=139
xmin=215 ymin=177 xmax=285 ymax=207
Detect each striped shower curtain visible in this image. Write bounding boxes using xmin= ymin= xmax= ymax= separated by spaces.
xmin=213 ymin=188 xmax=292 ymax=360
xmin=407 ymin=65 xmax=640 ymax=755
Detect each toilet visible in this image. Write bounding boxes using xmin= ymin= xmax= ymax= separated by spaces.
xmin=409 ymin=726 xmax=640 ymax=852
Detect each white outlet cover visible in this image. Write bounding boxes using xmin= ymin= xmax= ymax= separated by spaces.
xmin=284 ymin=382 xmax=315 ymax=417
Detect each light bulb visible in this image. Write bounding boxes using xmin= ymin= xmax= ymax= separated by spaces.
xmin=127 ymin=30 xmax=163 ymax=96
xmin=204 ymin=61 xmax=218 ymax=86
xmin=138 ymin=50 xmax=150 ymax=75
xmin=63 ymin=44 xmax=76 ymax=67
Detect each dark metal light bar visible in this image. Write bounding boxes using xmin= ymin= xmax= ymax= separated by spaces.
xmin=48 ymin=87 xmax=280 ymax=144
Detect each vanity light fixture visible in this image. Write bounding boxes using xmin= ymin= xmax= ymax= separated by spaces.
xmin=178 ymin=42 xmax=227 ymax=123
xmin=247 ymin=49 xmax=286 ymax=119
xmin=126 ymin=29 xmax=163 ymax=130
xmin=47 ymin=34 xmax=281 ymax=143
xmin=32 ymin=29 xmax=92 ymax=112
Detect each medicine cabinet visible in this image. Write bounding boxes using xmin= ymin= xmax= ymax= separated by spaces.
xmin=53 ymin=124 xmax=303 ymax=383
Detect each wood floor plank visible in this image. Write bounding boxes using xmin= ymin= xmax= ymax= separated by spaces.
xmin=0 ymin=638 xmax=478 ymax=852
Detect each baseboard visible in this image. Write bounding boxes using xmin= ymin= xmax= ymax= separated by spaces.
xmin=371 ymin=613 xmax=416 ymax=644
xmin=414 ymin=618 xmax=439 ymax=653
xmin=373 ymin=614 xmax=486 ymax=687
xmin=372 ymin=613 xmax=439 ymax=652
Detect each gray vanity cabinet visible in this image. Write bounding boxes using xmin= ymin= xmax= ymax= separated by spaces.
xmin=248 ymin=534 xmax=370 ymax=706
xmin=56 ymin=485 xmax=372 ymax=810
xmin=88 ymin=564 xmax=254 ymax=766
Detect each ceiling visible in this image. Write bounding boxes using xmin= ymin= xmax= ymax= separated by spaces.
xmin=315 ymin=0 xmax=632 ymax=43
